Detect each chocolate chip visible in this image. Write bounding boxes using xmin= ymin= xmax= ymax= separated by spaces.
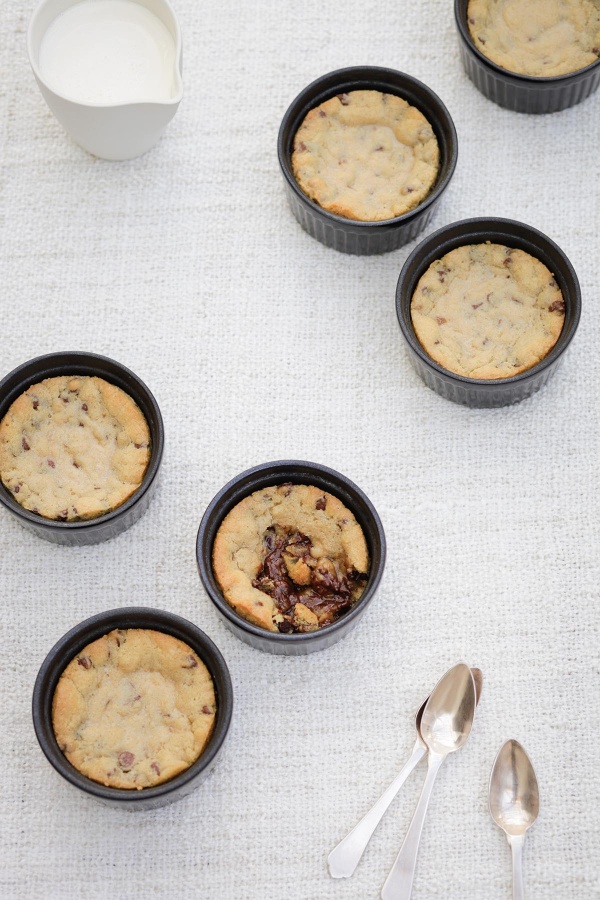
xmin=318 ymin=109 xmax=326 ymax=118
xmin=549 ymin=300 xmax=565 ymax=313
xmin=435 ymin=317 xmax=447 ymax=325
xmin=32 ymin=400 xmax=39 ymax=410
xmin=183 ymin=655 xmax=198 ymax=668
xmin=151 ymin=762 xmax=161 ymax=776
xmin=21 ymin=437 xmax=30 ymax=451
xmin=297 ymin=141 xmax=307 ymax=152
xmin=278 ymin=620 xmax=293 ymax=633
xmin=47 ymin=459 xmax=55 ymax=468
xmin=77 ymin=656 xmax=92 ymax=669
xmin=315 ymin=495 xmax=327 ymax=511
xmin=434 ymin=340 xmax=441 ymax=345
xmin=73 ymin=462 xmax=79 ymax=468
xmin=472 ymin=303 xmax=483 ymax=309
xmin=118 ymin=751 xmax=134 ymax=770
xmin=202 ymin=705 xmax=212 ymax=715
xmin=338 ymin=93 xmax=350 ymax=105
xmin=374 ymin=145 xmax=384 ymax=152
xmin=503 ymin=257 xmax=512 ymax=266
xmin=81 ymin=403 xmax=88 ymax=411
xmin=13 ymin=485 xmax=19 ymax=493
xmin=468 ymin=16 xmax=475 ymax=24
xmin=134 ymin=443 xmax=142 ymax=449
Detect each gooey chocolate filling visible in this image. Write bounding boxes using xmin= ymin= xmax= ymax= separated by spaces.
xmin=252 ymin=525 xmax=367 ymax=633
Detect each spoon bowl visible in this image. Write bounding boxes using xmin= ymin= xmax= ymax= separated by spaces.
xmin=415 ymin=665 xmax=482 ymax=738
xmin=420 ymin=662 xmax=476 ymax=755
xmin=489 ymin=739 xmax=540 ymax=836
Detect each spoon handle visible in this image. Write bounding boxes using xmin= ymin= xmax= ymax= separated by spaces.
xmin=381 ymin=752 xmax=445 ymax=900
xmin=328 ymin=741 xmax=426 ymax=879
xmin=509 ymin=835 xmax=526 ymax=900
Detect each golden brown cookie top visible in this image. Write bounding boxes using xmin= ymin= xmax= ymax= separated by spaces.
xmin=212 ymin=483 xmax=370 ymax=633
xmin=0 ymin=375 xmax=150 ymax=521
xmin=52 ymin=628 xmax=216 ymax=790
xmin=291 ymin=89 xmax=439 ymax=222
xmin=411 ymin=243 xmax=565 ymax=380
xmin=468 ymin=0 xmax=600 ymax=77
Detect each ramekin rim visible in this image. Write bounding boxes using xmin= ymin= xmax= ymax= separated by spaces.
xmin=396 ymin=216 xmax=582 ymax=387
xmin=454 ymin=0 xmax=600 ymax=85
xmin=277 ymin=65 xmax=458 ymax=230
xmin=32 ymin=606 xmax=233 ymax=801
xmin=0 ymin=351 xmax=164 ymax=530
xmin=196 ymin=459 xmax=386 ymax=643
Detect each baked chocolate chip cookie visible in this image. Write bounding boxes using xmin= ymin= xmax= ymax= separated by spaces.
xmin=292 ymin=89 xmax=439 ymax=222
xmin=0 ymin=375 xmax=150 ymax=520
xmin=468 ymin=0 xmax=600 ymax=77
xmin=212 ymin=483 xmax=370 ymax=633
xmin=410 ymin=243 xmax=565 ymax=379
xmin=52 ymin=628 xmax=216 ymax=790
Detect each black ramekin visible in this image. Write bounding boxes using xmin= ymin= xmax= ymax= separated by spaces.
xmin=277 ymin=66 xmax=458 ymax=255
xmin=0 ymin=352 xmax=164 ymax=545
xmin=396 ymin=217 xmax=581 ymax=408
xmin=32 ymin=607 xmax=233 ymax=810
xmin=455 ymin=0 xmax=600 ymax=113
xmin=196 ymin=460 xmax=386 ymax=655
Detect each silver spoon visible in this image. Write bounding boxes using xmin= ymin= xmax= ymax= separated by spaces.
xmin=489 ymin=740 xmax=539 ymax=900
xmin=381 ymin=662 xmax=476 ymax=900
xmin=327 ymin=667 xmax=483 ymax=879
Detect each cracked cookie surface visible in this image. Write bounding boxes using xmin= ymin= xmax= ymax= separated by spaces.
xmin=52 ymin=628 xmax=216 ymax=790
xmin=212 ymin=483 xmax=370 ymax=633
xmin=411 ymin=243 xmax=565 ymax=380
xmin=0 ymin=375 xmax=150 ymax=521
xmin=468 ymin=0 xmax=600 ymax=77
xmin=292 ymin=89 xmax=439 ymax=222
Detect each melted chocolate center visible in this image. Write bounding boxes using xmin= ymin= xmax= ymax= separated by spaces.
xmin=252 ymin=525 xmax=366 ymax=633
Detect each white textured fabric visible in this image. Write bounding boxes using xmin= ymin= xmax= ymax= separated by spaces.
xmin=1 ymin=1 xmax=599 ymax=898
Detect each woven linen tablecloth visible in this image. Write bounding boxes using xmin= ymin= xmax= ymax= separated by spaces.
xmin=1 ymin=1 xmax=599 ymax=897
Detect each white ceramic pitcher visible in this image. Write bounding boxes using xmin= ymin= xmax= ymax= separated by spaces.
xmin=27 ymin=0 xmax=183 ymax=160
